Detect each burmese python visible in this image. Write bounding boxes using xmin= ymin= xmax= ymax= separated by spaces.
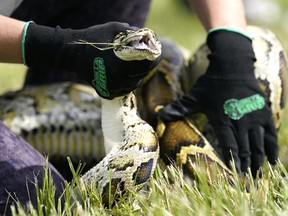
xmin=0 ymin=26 xmax=287 ymax=204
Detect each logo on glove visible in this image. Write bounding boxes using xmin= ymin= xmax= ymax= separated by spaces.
xmin=223 ymin=94 xmax=265 ymax=120
xmin=92 ymin=57 xmax=110 ymax=97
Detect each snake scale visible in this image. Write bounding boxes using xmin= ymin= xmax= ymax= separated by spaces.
xmin=0 ymin=26 xmax=287 ymax=204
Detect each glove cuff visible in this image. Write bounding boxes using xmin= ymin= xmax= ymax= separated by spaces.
xmin=208 ymin=26 xmax=252 ymax=40
xmin=21 ymin=21 xmax=34 ymax=66
xmin=206 ymin=29 xmax=256 ymax=79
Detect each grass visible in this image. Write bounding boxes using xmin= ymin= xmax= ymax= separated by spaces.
xmin=1 ymin=0 xmax=288 ymax=215
xmin=9 ymin=160 xmax=288 ymax=215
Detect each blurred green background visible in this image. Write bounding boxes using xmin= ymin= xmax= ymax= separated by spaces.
xmin=0 ymin=0 xmax=288 ymax=164
xmin=146 ymin=0 xmax=288 ymax=49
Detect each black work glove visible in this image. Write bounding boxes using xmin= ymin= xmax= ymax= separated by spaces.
xmin=158 ymin=30 xmax=278 ymax=177
xmin=22 ymin=22 xmax=159 ymax=99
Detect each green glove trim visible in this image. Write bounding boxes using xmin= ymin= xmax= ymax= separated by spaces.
xmin=223 ymin=94 xmax=265 ymax=120
xmin=208 ymin=26 xmax=252 ymax=40
xmin=92 ymin=57 xmax=110 ymax=98
xmin=21 ymin=21 xmax=34 ymax=66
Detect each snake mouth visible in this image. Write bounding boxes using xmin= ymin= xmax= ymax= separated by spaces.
xmin=127 ymin=35 xmax=156 ymax=50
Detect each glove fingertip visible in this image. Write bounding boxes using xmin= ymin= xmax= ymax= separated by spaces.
xmin=158 ymin=105 xmax=184 ymax=122
xmin=265 ymin=147 xmax=278 ymax=165
xmin=264 ymin=127 xmax=279 ymax=165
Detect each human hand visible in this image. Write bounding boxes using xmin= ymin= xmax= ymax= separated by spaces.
xmin=158 ymin=30 xmax=278 ymax=177
xmin=22 ymin=22 xmax=159 ymax=99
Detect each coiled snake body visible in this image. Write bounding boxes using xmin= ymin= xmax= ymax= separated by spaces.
xmin=0 ymin=26 xmax=287 ymax=203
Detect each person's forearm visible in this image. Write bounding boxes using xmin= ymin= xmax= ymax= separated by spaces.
xmin=0 ymin=15 xmax=26 ymax=63
xmin=188 ymin=0 xmax=247 ymax=32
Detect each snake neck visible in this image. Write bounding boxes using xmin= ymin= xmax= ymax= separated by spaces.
xmin=101 ymin=92 xmax=139 ymax=154
xmin=80 ymin=91 xmax=159 ymax=198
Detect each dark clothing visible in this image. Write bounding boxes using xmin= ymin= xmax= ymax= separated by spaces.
xmin=0 ymin=122 xmax=65 ymax=215
xmin=11 ymin=0 xmax=151 ymax=28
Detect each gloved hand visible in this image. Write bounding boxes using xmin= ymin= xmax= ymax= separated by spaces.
xmin=22 ymin=22 xmax=159 ymax=99
xmin=158 ymin=29 xmax=278 ymax=177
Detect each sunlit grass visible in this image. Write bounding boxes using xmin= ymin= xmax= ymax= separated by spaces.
xmin=10 ymin=160 xmax=288 ymax=216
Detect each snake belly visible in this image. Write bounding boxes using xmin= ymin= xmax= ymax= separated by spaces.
xmin=79 ymin=93 xmax=159 ymax=205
